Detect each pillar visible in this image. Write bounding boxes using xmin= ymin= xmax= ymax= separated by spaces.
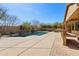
xmin=62 ymin=22 xmax=67 ymax=45
xmin=74 ymin=22 xmax=76 ymax=31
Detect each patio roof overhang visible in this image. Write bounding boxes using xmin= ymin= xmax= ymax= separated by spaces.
xmin=65 ymin=7 xmax=79 ymax=24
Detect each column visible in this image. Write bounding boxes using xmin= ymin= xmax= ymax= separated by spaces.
xmin=74 ymin=22 xmax=76 ymax=31
xmin=62 ymin=22 xmax=67 ymax=45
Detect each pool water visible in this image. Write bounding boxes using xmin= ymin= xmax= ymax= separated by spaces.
xmin=31 ymin=31 xmax=48 ymax=36
xmin=18 ymin=31 xmax=48 ymax=37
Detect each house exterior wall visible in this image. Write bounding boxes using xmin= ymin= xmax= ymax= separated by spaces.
xmin=63 ymin=3 xmax=79 ymax=45
xmin=64 ymin=3 xmax=79 ymax=32
xmin=72 ymin=31 xmax=79 ymax=35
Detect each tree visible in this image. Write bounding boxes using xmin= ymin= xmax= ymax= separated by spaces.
xmin=40 ymin=23 xmax=52 ymax=28
xmin=0 ymin=6 xmax=19 ymax=34
xmin=7 ymin=15 xmax=18 ymax=26
xmin=22 ymin=22 xmax=31 ymax=31
xmin=57 ymin=23 xmax=63 ymax=28
xmin=52 ymin=22 xmax=58 ymax=29
xmin=0 ymin=6 xmax=7 ymax=26
xmin=52 ymin=22 xmax=63 ymax=29
xmin=0 ymin=7 xmax=7 ymax=19
xmin=0 ymin=6 xmax=8 ymax=33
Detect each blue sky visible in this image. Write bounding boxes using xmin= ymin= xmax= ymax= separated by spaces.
xmin=1 ymin=3 xmax=66 ymax=25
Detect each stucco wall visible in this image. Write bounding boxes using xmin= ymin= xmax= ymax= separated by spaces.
xmin=72 ymin=31 xmax=79 ymax=35
xmin=0 ymin=26 xmax=20 ymax=33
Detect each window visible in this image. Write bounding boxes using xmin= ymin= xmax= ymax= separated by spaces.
xmin=75 ymin=22 xmax=79 ymax=31
xmin=72 ymin=23 xmax=74 ymax=30
xmin=77 ymin=3 xmax=79 ymax=6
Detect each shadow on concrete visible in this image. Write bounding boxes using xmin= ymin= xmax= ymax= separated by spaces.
xmin=66 ymin=39 xmax=79 ymax=50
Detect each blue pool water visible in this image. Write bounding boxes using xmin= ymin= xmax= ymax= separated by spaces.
xmin=18 ymin=31 xmax=48 ymax=37
xmin=31 ymin=31 xmax=48 ymax=36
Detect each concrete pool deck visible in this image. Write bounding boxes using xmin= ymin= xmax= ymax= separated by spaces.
xmin=0 ymin=32 xmax=79 ymax=56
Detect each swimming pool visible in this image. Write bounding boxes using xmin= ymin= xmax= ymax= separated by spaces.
xmin=31 ymin=31 xmax=48 ymax=36
xmin=13 ymin=31 xmax=48 ymax=37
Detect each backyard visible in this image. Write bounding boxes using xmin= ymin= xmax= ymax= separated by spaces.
xmin=0 ymin=31 xmax=78 ymax=56
xmin=1 ymin=3 xmax=79 ymax=56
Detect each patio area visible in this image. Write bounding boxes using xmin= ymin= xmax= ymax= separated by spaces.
xmin=0 ymin=32 xmax=79 ymax=56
